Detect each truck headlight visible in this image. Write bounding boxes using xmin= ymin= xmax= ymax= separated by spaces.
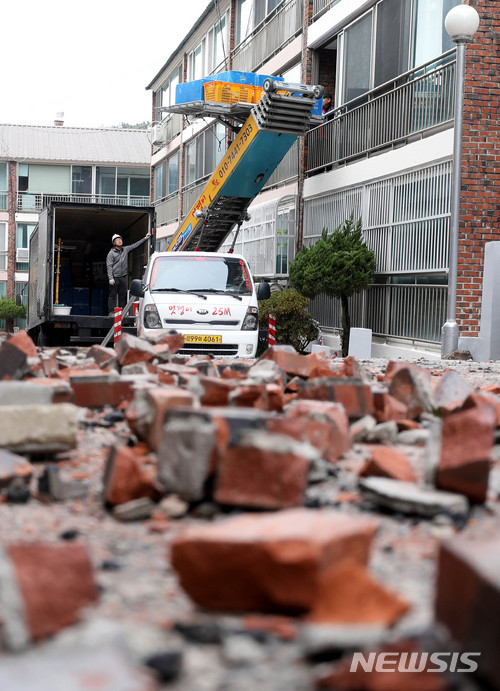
xmin=242 ymin=306 xmax=258 ymax=330
xmin=144 ymin=304 xmax=161 ymax=328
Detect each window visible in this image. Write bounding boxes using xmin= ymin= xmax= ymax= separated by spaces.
xmin=72 ymin=166 xmax=92 ymax=195
xmin=187 ymin=13 xmax=228 ymax=79
xmin=160 ymin=67 xmax=180 ymax=116
xmin=0 ymin=223 xmax=6 ymax=271
xmin=413 ymin=0 xmax=460 ymax=66
xmin=237 ymin=0 xmax=281 ymax=42
xmin=0 ymin=163 xmax=6 ymax=211
xmin=185 ymin=125 xmax=225 ymax=186
xmin=16 ymin=223 xmax=36 ymax=249
xmin=339 ymin=0 xmax=460 ymax=105
xmin=97 ymin=167 xmax=149 ymax=201
xmin=154 ymin=152 xmax=179 ymax=201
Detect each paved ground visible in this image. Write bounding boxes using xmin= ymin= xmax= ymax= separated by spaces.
xmin=0 ymin=344 xmax=499 ymax=690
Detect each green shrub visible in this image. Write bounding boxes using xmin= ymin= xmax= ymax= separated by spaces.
xmin=0 ymin=297 xmax=26 ymax=321
xmin=258 ymin=289 xmax=319 ymax=354
xmin=290 ymin=214 xmax=376 ymax=356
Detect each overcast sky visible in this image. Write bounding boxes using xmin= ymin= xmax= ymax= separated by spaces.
xmin=2 ymin=0 xmax=210 ymax=128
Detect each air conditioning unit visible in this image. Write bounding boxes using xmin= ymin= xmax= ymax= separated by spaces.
xmin=152 ymin=122 xmax=166 ymax=145
xmin=16 ymin=248 xmax=29 ymax=262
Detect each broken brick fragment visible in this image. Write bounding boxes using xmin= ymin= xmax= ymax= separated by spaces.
xmin=214 ymin=431 xmax=314 ymax=509
xmin=0 ymin=449 xmax=33 ymax=489
xmin=259 ymin=345 xmax=313 ymax=378
xmin=114 ymin=332 xmax=157 ymax=367
xmin=296 ymin=378 xmax=373 ymax=419
xmin=372 ymin=391 xmax=409 ymax=423
xmin=307 ymin=560 xmax=410 ymax=625
xmin=283 ymin=400 xmax=351 ymax=462
xmin=170 ymin=508 xmax=379 ymax=612
xmin=437 ymin=405 xmax=494 ymax=502
xmin=359 ymin=446 xmax=418 ymax=483
xmin=104 ymin=445 xmax=162 ymax=506
xmin=133 ymin=387 xmax=196 ymax=451
xmin=436 ymin=535 xmax=500 ymax=690
xmin=4 ymin=542 xmax=98 ymax=644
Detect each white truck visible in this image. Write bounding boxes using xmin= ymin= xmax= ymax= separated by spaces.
xmin=130 ymin=251 xmax=270 ymax=358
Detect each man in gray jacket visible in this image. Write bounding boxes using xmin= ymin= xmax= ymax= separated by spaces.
xmin=106 ymin=233 xmax=150 ymax=315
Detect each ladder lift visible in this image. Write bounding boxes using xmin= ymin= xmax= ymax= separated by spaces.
xmin=161 ymin=74 xmax=324 ymax=253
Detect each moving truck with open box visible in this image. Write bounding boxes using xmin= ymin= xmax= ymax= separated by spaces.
xmin=27 ymin=201 xmax=154 ymax=346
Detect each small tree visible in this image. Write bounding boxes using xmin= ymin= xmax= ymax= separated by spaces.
xmin=258 ymin=289 xmax=319 ymax=354
xmin=290 ymin=215 xmax=376 ymax=356
xmin=0 ymin=297 xmax=27 ymax=333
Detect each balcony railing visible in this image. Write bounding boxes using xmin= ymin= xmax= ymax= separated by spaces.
xmin=16 ymin=192 xmax=150 ymax=212
xmin=154 ymin=192 xmax=179 ymax=227
xmin=182 ymin=178 xmax=209 ymax=216
xmin=311 ymin=0 xmax=341 ymax=21
xmin=310 ymin=283 xmax=447 ymax=344
xmin=232 ymin=0 xmax=303 ymax=72
xmin=307 ymin=54 xmax=456 ymax=175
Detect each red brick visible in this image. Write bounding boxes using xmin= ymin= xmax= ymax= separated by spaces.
xmin=373 ymin=391 xmax=409 ymax=423
xmin=7 ymin=542 xmax=98 ymax=642
xmin=437 ymin=406 xmax=494 ymax=503
xmin=103 ymin=445 xmax=162 ymax=506
xmin=114 ymin=333 xmax=157 ymax=367
xmin=171 ymin=508 xmax=378 ymax=612
xmin=296 ymin=378 xmax=373 ymax=419
xmin=308 ymin=561 xmax=409 ymax=625
xmin=214 ymin=433 xmax=311 ymax=509
xmin=0 ymin=449 xmax=33 ymax=488
xmin=359 ymin=446 xmax=418 ymax=483
xmin=259 ymin=345 xmax=313 ymax=378
xmin=133 ymin=387 xmax=196 ymax=451
xmin=436 ymin=535 xmax=500 ymax=689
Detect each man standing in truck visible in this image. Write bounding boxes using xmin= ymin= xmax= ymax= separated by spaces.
xmin=106 ymin=233 xmax=150 ymax=315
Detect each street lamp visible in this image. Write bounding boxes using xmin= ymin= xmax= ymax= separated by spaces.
xmin=441 ymin=3 xmax=480 ymax=357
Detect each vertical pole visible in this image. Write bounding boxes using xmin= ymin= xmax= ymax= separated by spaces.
xmin=113 ymin=307 xmax=123 ymax=346
xmin=268 ymin=313 xmax=276 ymax=346
xmin=441 ymin=41 xmax=467 ymax=357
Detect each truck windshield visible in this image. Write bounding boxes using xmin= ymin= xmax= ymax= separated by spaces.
xmin=150 ymin=256 xmax=253 ymax=296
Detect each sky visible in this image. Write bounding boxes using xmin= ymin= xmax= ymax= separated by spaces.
xmin=2 ymin=0 xmax=210 ymax=129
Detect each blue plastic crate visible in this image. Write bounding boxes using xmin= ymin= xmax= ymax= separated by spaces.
xmin=175 ymin=79 xmax=208 ymax=104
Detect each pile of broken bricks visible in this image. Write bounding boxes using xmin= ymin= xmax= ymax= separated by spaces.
xmin=0 ymin=327 xmax=499 ymax=690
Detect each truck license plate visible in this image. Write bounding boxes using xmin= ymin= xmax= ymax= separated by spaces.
xmin=184 ymin=334 xmax=222 ymax=344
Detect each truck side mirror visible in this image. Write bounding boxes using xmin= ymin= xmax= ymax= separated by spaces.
xmin=256 ymin=282 xmax=271 ymax=301
xmin=130 ymin=279 xmax=144 ymax=298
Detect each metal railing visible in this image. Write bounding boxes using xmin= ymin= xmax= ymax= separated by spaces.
xmin=310 ymin=283 xmax=447 ymax=344
xmin=232 ymin=0 xmax=303 ymax=72
xmin=307 ymin=55 xmax=455 ymax=174
xmin=312 ymin=0 xmax=341 ymax=20
xmin=16 ymin=192 xmax=150 ymax=212
xmin=154 ymin=192 xmax=179 ymax=227
xmin=181 ymin=178 xmax=209 ymax=216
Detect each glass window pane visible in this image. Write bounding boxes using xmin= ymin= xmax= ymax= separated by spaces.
xmin=96 ymin=167 xmax=116 ymax=195
xmin=375 ymin=0 xmax=411 ymax=86
xmin=414 ymin=0 xmax=461 ymax=66
xmin=343 ymin=13 xmax=373 ymax=103
xmin=154 ymin=165 xmax=164 ymax=201
xmin=72 ymin=166 xmax=92 ymax=194
xmin=237 ymin=0 xmax=252 ymax=42
xmin=193 ymin=45 xmax=203 ymax=80
xmin=168 ymin=154 xmax=179 ymax=195
xmin=0 ymin=163 xmax=6 ymax=191
xmin=214 ymin=16 xmax=226 ymax=70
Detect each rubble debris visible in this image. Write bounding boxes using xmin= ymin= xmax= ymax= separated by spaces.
xmin=171 ymin=508 xmax=379 ymax=612
xmin=0 ymin=403 xmax=78 ymax=454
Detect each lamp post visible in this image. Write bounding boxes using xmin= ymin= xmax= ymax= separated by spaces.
xmin=441 ymin=3 xmax=480 ymax=357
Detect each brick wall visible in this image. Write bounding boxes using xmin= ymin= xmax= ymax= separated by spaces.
xmin=458 ymin=0 xmax=500 ymax=335
xmin=7 ymin=161 xmax=16 ymax=300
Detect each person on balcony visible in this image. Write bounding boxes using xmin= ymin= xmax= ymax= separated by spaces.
xmin=106 ymin=233 xmax=150 ymax=315
xmin=322 ymin=93 xmax=335 ymax=119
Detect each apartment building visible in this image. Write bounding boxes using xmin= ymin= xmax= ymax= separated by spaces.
xmin=0 ymin=123 xmax=151 ymax=328
xmin=148 ymin=0 xmax=498 ymax=357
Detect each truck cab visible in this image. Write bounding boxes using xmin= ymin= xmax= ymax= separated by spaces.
xmin=131 ymin=251 xmax=270 ymax=358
